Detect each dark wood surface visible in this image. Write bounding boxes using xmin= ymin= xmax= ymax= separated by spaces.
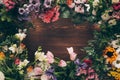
xmin=25 ymin=18 xmax=94 ymax=61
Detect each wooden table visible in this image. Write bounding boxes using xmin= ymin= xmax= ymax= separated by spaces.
xmin=24 ymin=18 xmax=94 ymax=61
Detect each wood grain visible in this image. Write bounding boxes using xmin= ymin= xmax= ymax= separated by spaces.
xmin=24 ymin=18 xmax=94 ymax=61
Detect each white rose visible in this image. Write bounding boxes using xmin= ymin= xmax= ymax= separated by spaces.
xmin=0 ymin=71 xmax=5 ymax=80
xmin=35 ymin=51 xmax=47 ymax=61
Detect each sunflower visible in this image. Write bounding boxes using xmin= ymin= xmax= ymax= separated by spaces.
xmin=103 ymin=46 xmax=118 ymax=64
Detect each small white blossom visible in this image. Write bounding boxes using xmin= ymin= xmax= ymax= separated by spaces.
xmin=111 ymin=40 xmax=119 ymax=48
xmin=0 ymin=71 xmax=5 ymax=80
xmin=35 ymin=51 xmax=47 ymax=61
xmin=101 ymin=13 xmax=111 ymax=21
xmin=108 ymin=19 xmax=117 ymax=26
xmin=15 ymin=33 xmax=26 ymax=41
xmin=18 ymin=59 xmax=29 ymax=70
xmin=92 ymin=10 xmax=96 ymax=15
xmin=93 ymin=0 xmax=99 ymax=7
xmin=9 ymin=44 xmax=17 ymax=53
xmin=112 ymin=55 xmax=120 ymax=68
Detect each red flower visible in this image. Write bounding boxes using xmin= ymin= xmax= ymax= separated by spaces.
xmin=83 ymin=59 xmax=92 ymax=66
xmin=15 ymin=58 xmax=20 ymax=65
xmin=40 ymin=6 xmax=60 ymax=23
xmin=113 ymin=2 xmax=120 ymax=11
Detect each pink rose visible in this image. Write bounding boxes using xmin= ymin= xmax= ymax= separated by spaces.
xmin=58 ymin=60 xmax=67 ymax=67
xmin=67 ymin=47 xmax=77 ymax=61
xmin=46 ymin=51 xmax=54 ymax=64
xmin=15 ymin=58 xmax=20 ymax=65
xmin=34 ymin=67 xmax=43 ymax=75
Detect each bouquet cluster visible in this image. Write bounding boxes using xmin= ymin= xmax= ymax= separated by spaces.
xmin=0 ymin=29 xmax=30 ymax=80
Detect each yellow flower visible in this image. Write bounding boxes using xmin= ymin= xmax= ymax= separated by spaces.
xmin=0 ymin=52 xmax=5 ymax=60
xmin=109 ymin=71 xmax=120 ymax=80
xmin=103 ymin=46 xmax=118 ymax=64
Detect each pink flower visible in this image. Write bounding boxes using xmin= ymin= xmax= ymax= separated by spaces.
xmin=113 ymin=2 xmax=120 ymax=10
xmin=51 ymin=7 xmax=60 ymax=22
xmin=58 ymin=60 xmax=67 ymax=67
xmin=15 ymin=58 xmax=20 ymax=65
xmin=86 ymin=67 xmax=99 ymax=80
xmin=46 ymin=51 xmax=54 ymax=64
xmin=67 ymin=47 xmax=77 ymax=61
xmin=34 ymin=67 xmax=43 ymax=75
xmin=40 ymin=6 xmax=60 ymax=23
xmin=3 ymin=0 xmax=15 ymax=11
xmin=76 ymin=68 xmax=87 ymax=76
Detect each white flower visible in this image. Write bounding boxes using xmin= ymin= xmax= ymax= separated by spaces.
xmin=93 ymin=0 xmax=99 ymax=7
xmin=112 ymin=55 xmax=120 ymax=68
xmin=37 ymin=61 xmax=50 ymax=72
xmin=112 ymin=0 xmax=120 ymax=3
xmin=111 ymin=40 xmax=119 ymax=48
xmin=9 ymin=44 xmax=17 ymax=53
xmin=101 ymin=13 xmax=111 ymax=21
xmin=84 ymin=4 xmax=90 ymax=12
xmin=92 ymin=10 xmax=96 ymax=15
xmin=116 ymin=47 xmax=120 ymax=54
xmin=15 ymin=32 xmax=26 ymax=41
xmin=35 ymin=51 xmax=47 ymax=61
xmin=41 ymin=74 xmax=49 ymax=80
xmin=108 ymin=19 xmax=117 ymax=26
xmin=18 ymin=59 xmax=29 ymax=70
xmin=0 ymin=71 xmax=5 ymax=80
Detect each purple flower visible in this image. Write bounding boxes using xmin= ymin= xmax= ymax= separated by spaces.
xmin=43 ymin=0 xmax=52 ymax=8
xmin=29 ymin=0 xmax=41 ymax=12
xmin=45 ymin=67 xmax=57 ymax=80
xmin=19 ymin=8 xmax=25 ymax=15
xmin=74 ymin=59 xmax=88 ymax=69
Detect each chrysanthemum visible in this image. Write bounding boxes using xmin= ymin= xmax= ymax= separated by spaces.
xmin=103 ymin=46 xmax=118 ymax=64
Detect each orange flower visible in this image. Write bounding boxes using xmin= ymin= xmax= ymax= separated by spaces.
xmin=27 ymin=66 xmax=33 ymax=73
xmin=103 ymin=46 xmax=118 ymax=64
xmin=0 ymin=52 xmax=5 ymax=60
xmin=67 ymin=0 xmax=73 ymax=5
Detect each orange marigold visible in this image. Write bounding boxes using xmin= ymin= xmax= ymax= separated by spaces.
xmin=103 ymin=46 xmax=118 ymax=64
xmin=0 ymin=52 xmax=5 ymax=60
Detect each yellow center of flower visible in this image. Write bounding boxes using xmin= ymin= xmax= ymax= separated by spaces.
xmin=0 ymin=52 xmax=5 ymax=60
